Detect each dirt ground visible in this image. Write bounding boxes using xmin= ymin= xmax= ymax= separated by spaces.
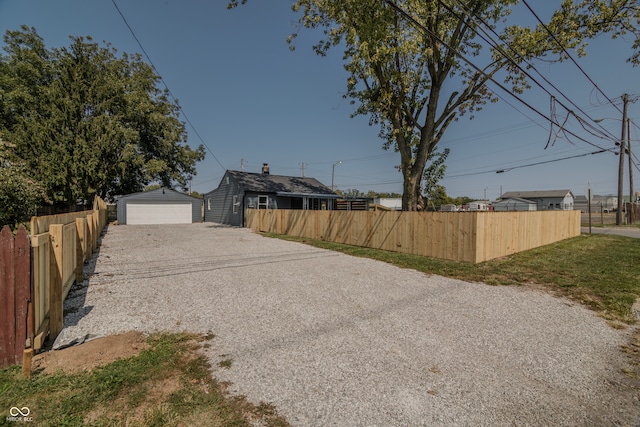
xmin=32 ymin=331 xmax=148 ymax=375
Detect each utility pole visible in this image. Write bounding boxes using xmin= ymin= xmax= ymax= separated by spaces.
xmin=629 ymin=118 xmax=635 ymax=224
xmin=331 ymin=160 xmax=342 ymax=191
xmin=240 ymin=158 xmax=247 ymax=171
xmin=617 ymin=94 xmax=628 ymax=226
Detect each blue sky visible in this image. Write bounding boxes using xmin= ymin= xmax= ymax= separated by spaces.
xmin=1 ymin=1 xmax=638 ymax=200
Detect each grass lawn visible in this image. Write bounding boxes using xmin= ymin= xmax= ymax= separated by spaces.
xmin=267 ymin=232 xmax=640 ymax=324
xmin=0 ymin=333 xmax=289 ymax=427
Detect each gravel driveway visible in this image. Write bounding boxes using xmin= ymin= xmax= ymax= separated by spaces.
xmin=57 ymin=223 xmax=639 ymax=426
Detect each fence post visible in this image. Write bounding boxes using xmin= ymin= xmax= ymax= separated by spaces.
xmin=75 ymin=218 xmax=87 ymax=283
xmin=49 ymin=224 xmax=64 ymax=339
xmin=86 ymin=213 xmax=95 ymax=254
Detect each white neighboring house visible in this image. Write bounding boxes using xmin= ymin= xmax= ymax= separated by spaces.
xmin=467 ymin=201 xmax=489 ymax=211
xmin=500 ymin=190 xmax=575 ymax=211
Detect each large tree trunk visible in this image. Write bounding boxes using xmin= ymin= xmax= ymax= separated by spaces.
xmin=400 ymin=125 xmax=437 ymax=211
xmin=402 ymin=173 xmax=422 ymax=211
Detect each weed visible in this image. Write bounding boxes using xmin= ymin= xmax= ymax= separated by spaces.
xmin=218 ymin=358 xmax=233 ymax=369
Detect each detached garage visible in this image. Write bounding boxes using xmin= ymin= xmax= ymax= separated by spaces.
xmin=117 ymin=188 xmax=202 ymax=225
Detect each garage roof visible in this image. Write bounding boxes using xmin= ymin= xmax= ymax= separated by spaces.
xmin=119 ymin=188 xmax=202 ymax=202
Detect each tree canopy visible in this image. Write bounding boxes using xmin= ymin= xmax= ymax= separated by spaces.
xmin=0 ymin=136 xmax=48 ymax=226
xmin=0 ymin=26 xmax=205 ymax=208
xmin=230 ymin=0 xmax=640 ymax=210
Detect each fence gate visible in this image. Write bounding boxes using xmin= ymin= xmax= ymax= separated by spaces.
xmin=0 ymin=225 xmax=31 ymax=369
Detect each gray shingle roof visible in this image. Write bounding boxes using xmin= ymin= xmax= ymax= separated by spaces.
xmin=227 ymin=170 xmax=336 ymax=195
xmin=494 ymin=197 xmax=536 ymax=204
xmin=501 ymin=190 xmax=573 ymax=199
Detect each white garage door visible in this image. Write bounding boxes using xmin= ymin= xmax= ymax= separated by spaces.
xmin=126 ymin=203 xmax=192 ymax=225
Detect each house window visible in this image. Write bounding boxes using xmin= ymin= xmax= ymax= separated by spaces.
xmin=207 ymin=199 xmax=211 ymax=211
xmin=233 ymin=195 xmax=239 ymax=214
xmin=226 ymin=176 xmax=230 ymax=185
xmin=258 ymin=195 xmax=268 ymax=209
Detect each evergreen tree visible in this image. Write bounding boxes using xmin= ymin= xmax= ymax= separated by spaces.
xmin=0 ymin=26 xmax=205 ymax=206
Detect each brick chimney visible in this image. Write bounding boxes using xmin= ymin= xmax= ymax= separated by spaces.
xmin=262 ymin=163 xmax=270 ymax=175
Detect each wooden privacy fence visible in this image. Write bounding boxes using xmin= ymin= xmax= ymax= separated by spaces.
xmin=0 ymin=197 xmax=107 ymax=369
xmin=246 ymin=209 xmax=581 ymax=263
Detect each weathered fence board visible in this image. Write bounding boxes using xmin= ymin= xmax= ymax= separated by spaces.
xmin=0 ymin=226 xmax=31 ymax=368
xmin=0 ymin=226 xmax=16 ymax=368
xmin=14 ymin=227 xmax=30 ymax=359
xmin=246 ymin=209 xmax=581 ymax=263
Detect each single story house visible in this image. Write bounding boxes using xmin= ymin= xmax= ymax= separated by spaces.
xmin=467 ymin=201 xmax=489 ymax=211
xmin=500 ymin=190 xmax=575 ymax=211
xmin=117 ymin=188 xmax=202 ymax=225
xmin=204 ymin=167 xmax=339 ymax=226
xmin=493 ymin=197 xmax=537 ymax=211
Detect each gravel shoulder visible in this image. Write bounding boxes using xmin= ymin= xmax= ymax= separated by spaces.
xmin=56 ymin=223 xmax=639 ymax=426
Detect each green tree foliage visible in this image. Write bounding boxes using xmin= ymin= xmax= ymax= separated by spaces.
xmin=337 ymin=188 xmax=366 ymax=198
xmin=0 ymin=137 xmax=48 ymax=226
xmin=0 ymin=26 xmax=205 ymax=206
xmin=422 ymin=149 xmax=449 ymax=207
xmin=230 ymin=0 xmax=639 ymax=210
xmin=426 ymin=184 xmax=474 ymax=209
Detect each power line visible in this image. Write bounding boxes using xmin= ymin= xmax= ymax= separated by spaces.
xmin=441 ymin=0 xmax=620 ymax=147
xmin=383 ymin=0 xmax=616 ymax=155
xmin=520 ymin=0 xmax=623 ymax=115
xmin=337 ymin=148 xmax=609 ymax=187
xmin=445 ymin=149 xmax=608 ymax=178
xmin=110 ymin=0 xmax=226 ymax=171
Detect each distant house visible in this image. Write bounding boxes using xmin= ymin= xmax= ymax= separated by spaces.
xmin=493 ymin=197 xmax=537 ymax=212
xmin=467 ymin=201 xmax=489 ymax=211
xmin=204 ymin=166 xmax=339 ymax=226
xmin=500 ymin=190 xmax=575 ymax=211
